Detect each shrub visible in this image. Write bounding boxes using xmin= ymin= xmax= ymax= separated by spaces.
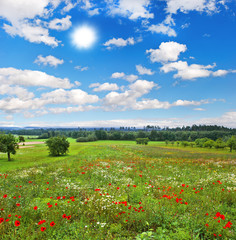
xmin=45 ymin=136 xmax=70 ymax=156
xmin=136 ymin=138 xmax=149 ymax=145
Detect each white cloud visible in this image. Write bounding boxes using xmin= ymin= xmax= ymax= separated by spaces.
xmin=165 ymin=0 xmax=220 ymax=14
xmin=41 ymin=88 xmax=99 ymax=105
xmin=3 ymin=20 xmax=60 ymax=47
xmin=160 ymin=61 xmax=233 ymax=80
xmin=124 ymin=74 xmax=139 ymax=82
xmin=111 ymin=72 xmax=125 ymax=79
xmin=136 ymin=65 xmax=154 ymax=75
xmin=0 ymin=84 xmax=34 ymax=100
xmin=48 ymin=15 xmax=72 ymax=31
xmin=148 ymin=23 xmax=176 ymax=37
xmin=74 ymin=66 xmax=89 ymax=71
xmin=0 ymin=67 xmax=73 ymax=89
xmin=111 ymin=72 xmax=138 ymax=82
xmin=212 ymin=69 xmax=228 ymax=77
xmin=0 ymin=0 xmax=51 ymax=23
xmin=104 ymin=37 xmax=135 ymax=49
xmin=103 ymin=80 xmax=157 ymax=109
xmin=146 ymin=41 xmax=187 ymax=63
xmin=106 ymin=0 xmax=154 ymax=20
xmin=89 ymin=83 xmax=100 ymax=88
xmin=92 ymin=83 xmax=119 ymax=92
xmin=0 ymin=0 xmax=61 ymax=47
xmin=34 ymin=55 xmax=64 ymax=67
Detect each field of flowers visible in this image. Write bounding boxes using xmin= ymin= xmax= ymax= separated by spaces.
xmin=0 ymin=141 xmax=235 ymax=239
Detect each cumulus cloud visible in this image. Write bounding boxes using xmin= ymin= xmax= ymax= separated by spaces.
xmin=160 ymin=61 xmax=234 ymax=80
xmin=146 ymin=41 xmax=187 ymax=63
xmin=148 ymin=23 xmax=176 ymax=37
xmin=111 ymin=72 xmax=125 ymax=79
xmin=48 ymin=15 xmax=72 ymax=31
xmin=0 ymin=67 xmax=73 ymax=89
xmin=165 ymin=0 xmax=222 ymax=14
xmin=106 ymin=0 xmax=154 ymax=20
xmin=0 ymin=0 xmax=61 ymax=47
xmin=111 ymin=72 xmax=138 ymax=82
xmin=104 ymin=37 xmax=136 ymax=49
xmin=91 ymin=83 xmax=119 ymax=92
xmin=34 ymin=55 xmax=64 ymax=67
xmin=41 ymin=88 xmax=99 ymax=105
xmin=3 ymin=20 xmax=60 ymax=47
xmin=136 ymin=65 xmax=154 ymax=75
xmin=0 ymin=84 xmax=34 ymax=100
xmin=103 ymin=80 xmax=157 ymax=110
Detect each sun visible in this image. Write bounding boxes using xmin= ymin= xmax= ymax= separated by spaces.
xmin=72 ymin=25 xmax=97 ymax=49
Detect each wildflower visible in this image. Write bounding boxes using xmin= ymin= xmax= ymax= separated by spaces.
xmin=15 ymin=220 xmax=20 ymax=227
xmin=50 ymin=221 xmax=55 ymax=227
xmin=34 ymin=206 xmax=38 ymax=210
xmin=0 ymin=218 xmax=4 ymax=224
xmin=41 ymin=227 xmax=46 ymax=231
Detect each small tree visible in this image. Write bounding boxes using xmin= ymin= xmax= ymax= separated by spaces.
xmin=18 ymin=136 xmax=25 ymax=146
xmin=46 ymin=136 xmax=70 ymax=156
xmin=227 ymin=136 xmax=236 ymax=152
xmin=0 ymin=134 xmax=19 ymax=161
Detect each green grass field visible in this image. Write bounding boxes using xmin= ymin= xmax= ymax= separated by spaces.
xmin=0 ymin=139 xmax=235 ymax=239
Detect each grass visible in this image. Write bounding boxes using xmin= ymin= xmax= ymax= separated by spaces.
xmin=0 ymin=140 xmax=235 ymax=239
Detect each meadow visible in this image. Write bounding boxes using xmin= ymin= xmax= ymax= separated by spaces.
xmin=0 ymin=139 xmax=235 ymax=239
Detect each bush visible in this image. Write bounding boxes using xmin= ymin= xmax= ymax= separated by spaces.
xmin=136 ymin=138 xmax=149 ymax=145
xmin=45 ymin=136 xmax=70 ymax=156
xmin=76 ymin=135 xmax=97 ymax=142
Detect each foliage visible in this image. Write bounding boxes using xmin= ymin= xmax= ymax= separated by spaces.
xmin=227 ymin=136 xmax=236 ymax=152
xmin=136 ymin=138 xmax=149 ymax=145
xmin=76 ymin=135 xmax=97 ymax=142
xmin=0 ymin=133 xmax=19 ymax=161
xmin=18 ymin=136 xmax=25 ymax=145
xmin=45 ymin=136 xmax=70 ymax=156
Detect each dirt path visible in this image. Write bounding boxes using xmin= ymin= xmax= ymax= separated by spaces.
xmin=18 ymin=141 xmax=45 ymax=149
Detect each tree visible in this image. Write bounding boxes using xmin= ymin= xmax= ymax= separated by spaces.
xmin=45 ymin=136 xmax=70 ymax=156
xmin=18 ymin=136 xmax=25 ymax=146
xmin=0 ymin=134 xmax=19 ymax=161
xmin=227 ymin=136 xmax=236 ymax=152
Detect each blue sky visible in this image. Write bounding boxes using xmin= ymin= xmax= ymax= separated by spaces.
xmin=0 ymin=0 xmax=235 ymax=128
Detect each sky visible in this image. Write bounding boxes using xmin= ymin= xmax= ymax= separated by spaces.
xmin=0 ymin=0 xmax=235 ymax=128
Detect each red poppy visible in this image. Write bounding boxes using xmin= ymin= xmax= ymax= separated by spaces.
xmin=0 ymin=218 xmax=4 ymax=224
xmin=16 ymin=203 xmax=20 ymax=206
xmin=50 ymin=221 xmax=55 ymax=227
xmin=3 ymin=194 xmax=7 ymax=198
xmin=62 ymin=214 xmax=67 ymax=218
xmin=41 ymin=227 xmax=46 ymax=231
xmin=15 ymin=220 xmax=20 ymax=227
xmin=34 ymin=206 xmax=38 ymax=210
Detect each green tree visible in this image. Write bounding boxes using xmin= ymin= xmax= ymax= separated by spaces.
xmin=0 ymin=134 xmax=19 ymax=161
xmin=227 ymin=136 xmax=236 ymax=152
xmin=18 ymin=136 xmax=25 ymax=146
xmin=203 ymin=140 xmax=215 ymax=148
xmin=45 ymin=136 xmax=70 ymax=156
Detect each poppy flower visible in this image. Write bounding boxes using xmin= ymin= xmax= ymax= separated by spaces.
xmin=16 ymin=203 xmax=20 ymax=207
xmin=41 ymin=227 xmax=46 ymax=231
xmin=3 ymin=194 xmax=7 ymax=198
xmin=34 ymin=206 xmax=38 ymax=210
xmin=62 ymin=214 xmax=67 ymax=218
xmin=15 ymin=220 xmax=20 ymax=227
xmin=0 ymin=218 xmax=4 ymax=224
xmin=50 ymin=221 xmax=55 ymax=227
